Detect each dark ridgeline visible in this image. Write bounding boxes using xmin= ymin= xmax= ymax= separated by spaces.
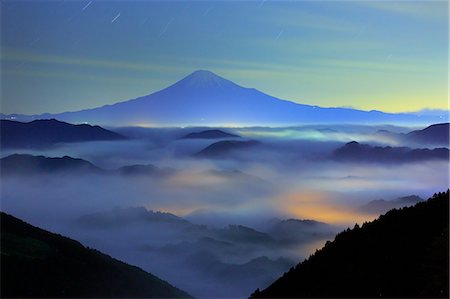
xmin=406 ymin=123 xmax=449 ymax=145
xmin=358 ymin=195 xmax=424 ymax=215
xmin=268 ymin=219 xmax=336 ymax=244
xmin=332 ymin=141 xmax=449 ymax=163
xmin=195 ymin=140 xmax=260 ymax=157
xmin=251 ymin=191 xmax=449 ymax=298
xmin=0 ymin=154 xmax=172 ymax=177
xmin=181 ymin=129 xmax=240 ymax=139
xmin=77 ymin=206 xmax=194 ymax=229
xmin=0 ymin=119 xmax=125 ymax=148
xmin=0 ymin=154 xmax=102 ymax=175
xmin=374 ymin=123 xmax=449 ymax=147
xmin=0 ymin=212 xmax=192 ymax=298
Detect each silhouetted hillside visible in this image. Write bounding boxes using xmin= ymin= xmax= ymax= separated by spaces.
xmin=1 ymin=154 xmax=173 ymax=177
xmin=0 ymin=212 xmax=191 ymax=298
xmin=268 ymin=219 xmax=337 ymax=244
xmin=77 ymin=206 xmax=196 ymax=229
xmin=406 ymin=123 xmax=449 ymax=145
xmin=333 ymin=141 xmax=449 ymax=163
xmin=195 ymin=140 xmax=260 ymax=157
xmin=251 ymin=191 xmax=449 ymax=298
xmin=373 ymin=123 xmax=449 ymax=147
xmin=359 ymin=195 xmax=424 ymax=215
xmin=0 ymin=119 xmax=124 ymax=148
xmin=1 ymin=154 xmax=102 ymax=175
xmin=181 ymin=129 xmax=240 ymax=139
xmin=214 ymin=225 xmax=276 ymax=245
xmin=183 ymin=253 xmax=293 ymax=297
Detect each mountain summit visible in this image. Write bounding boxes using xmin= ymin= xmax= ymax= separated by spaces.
xmin=1 ymin=70 xmax=446 ymax=126
xmin=171 ymin=70 xmax=241 ymax=91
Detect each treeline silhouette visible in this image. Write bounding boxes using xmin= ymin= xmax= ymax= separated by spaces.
xmin=1 ymin=212 xmax=191 ymax=298
xmin=251 ymin=191 xmax=449 ymax=298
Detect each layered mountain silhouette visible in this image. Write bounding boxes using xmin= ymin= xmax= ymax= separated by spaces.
xmin=195 ymin=140 xmax=260 ymax=157
xmin=77 ymin=207 xmax=196 ymax=230
xmin=251 ymin=191 xmax=449 ymax=298
xmin=0 ymin=211 xmax=191 ymax=298
xmin=359 ymin=195 xmax=424 ymax=215
xmin=76 ymin=206 xmax=337 ymax=298
xmin=214 ymin=225 xmax=276 ymax=245
xmin=181 ymin=129 xmax=240 ymax=139
xmin=0 ymin=154 xmax=170 ymax=177
xmin=1 ymin=70 xmax=446 ymax=126
xmin=0 ymin=154 xmax=102 ymax=175
xmin=332 ymin=141 xmax=449 ymax=163
xmin=0 ymin=119 xmax=124 ymax=149
xmin=406 ymin=123 xmax=449 ymax=146
xmin=268 ymin=219 xmax=337 ymax=244
xmin=182 ymin=253 xmax=293 ymax=298
xmin=374 ymin=123 xmax=449 ymax=147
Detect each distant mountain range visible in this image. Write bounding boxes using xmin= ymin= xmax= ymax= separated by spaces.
xmin=405 ymin=123 xmax=449 ymax=145
xmin=195 ymin=140 xmax=260 ymax=157
xmin=181 ymin=129 xmax=240 ymax=139
xmin=76 ymin=206 xmax=333 ymax=297
xmin=359 ymin=195 xmax=424 ymax=215
xmin=181 ymin=253 xmax=293 ymax=298
xmin=77 ymin=206 xmax=332 ymax=247
xmin=375 ymin=123 xmax=449 ymax=147
xmin=0 ymin=119 xmax=124 ymax=149
xmin=77 ymin=207 xmax=194 ymax=229
xmin=332 ymin=141 xmax=449 ymax=163
xmin=0 ymin=154 xmax=170 ymax=177
xmin=0 ymin=211 xmax=191 ymax=298
xmin=1 ymin=70 xmax=447 ymax=126
xmin=1 ymin=154 xmax=102 ymax=175
xmin=268 ymin=219 xmax=336 ymax=244
xmin=251 ymin=190 xmax=449 ymax=298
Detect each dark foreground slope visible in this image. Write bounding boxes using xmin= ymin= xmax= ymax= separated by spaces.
xmin=0 ymin=212 xmax=191 ymax=298
xmin=251 ymin=191 xmax=449 ymax=298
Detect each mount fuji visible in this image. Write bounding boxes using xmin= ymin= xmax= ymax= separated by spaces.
xmin=2 ymin=70 xmax=447 ymax=126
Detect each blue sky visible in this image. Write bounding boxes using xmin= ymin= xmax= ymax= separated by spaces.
xmin=1 ymin=0 xmax=448 ymax=114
